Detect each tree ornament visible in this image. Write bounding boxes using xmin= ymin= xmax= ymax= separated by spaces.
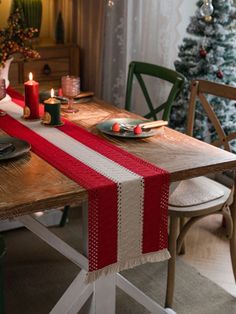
xmin=199 ymin=47 xmax=207 ymax=58
xmin=216 ymin=69 xmax=224 ymax=79
xmin=204 ymin=15 xmax=213 ymax=22
xmin=200 ymin=0 xmax=214 ymax=18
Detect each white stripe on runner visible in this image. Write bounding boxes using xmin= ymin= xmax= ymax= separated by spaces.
xmin=1 ymin=101 xmax=144 ymax=261
xmin=118 ymin=179 xmax=144 ymax=261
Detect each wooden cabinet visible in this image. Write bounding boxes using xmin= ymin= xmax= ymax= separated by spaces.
xmin=9 ymin=42 xmax=80 ymax=92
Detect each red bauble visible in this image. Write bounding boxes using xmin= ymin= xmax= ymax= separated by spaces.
xmin=216 ymin=70 xmax=224 ymax=79
xmin=199 ymin=48 xmax=207 ymax=58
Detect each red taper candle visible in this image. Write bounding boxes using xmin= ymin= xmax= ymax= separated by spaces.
xmin=24 ymin=72 xmax=40 ymax=119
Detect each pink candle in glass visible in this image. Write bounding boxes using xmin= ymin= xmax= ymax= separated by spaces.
xmin=24 ymin=72 xmax=40 ymax=119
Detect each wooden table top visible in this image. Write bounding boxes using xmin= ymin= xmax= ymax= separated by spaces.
xmin=1 ymin=98 xmax=236 ymax=219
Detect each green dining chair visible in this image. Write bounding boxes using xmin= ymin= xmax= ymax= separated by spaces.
xmin=0 ymin=235 xmax=5 ymax=314
xmin=125 ymin=61 xmax=185 ymax=121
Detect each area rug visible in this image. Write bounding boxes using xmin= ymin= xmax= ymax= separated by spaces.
xmin=2 ymin=211 xmax=236 ymax=314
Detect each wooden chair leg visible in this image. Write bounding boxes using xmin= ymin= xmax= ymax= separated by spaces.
xmin=222 ymin=206 xmax=233 ymax=239
xmin=0 ymin=235 xmax=5 ymax=314
xmin=178 ymin=218 xmax=186 ymax=255
xmin=165 ymin=216 xmax=178 ymax=308
xmin=229 ymin=181 xmax=236 ymax=282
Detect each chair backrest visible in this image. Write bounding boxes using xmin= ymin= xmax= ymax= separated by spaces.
xmin=187 ymin=80 xmax=236 ymax=153
xmin=125 ymin=61 xmax=185 ymax=121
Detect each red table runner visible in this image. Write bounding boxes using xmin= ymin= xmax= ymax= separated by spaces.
xmin=0 ymin=88 xmax=170 ymax=282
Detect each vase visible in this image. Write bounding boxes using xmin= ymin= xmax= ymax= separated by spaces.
xmin=0 ymin=57 xmax=14 ymax=88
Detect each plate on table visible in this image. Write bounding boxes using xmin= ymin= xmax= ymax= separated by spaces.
xmin=0 ymin=137 xmax=31 ymax=161
xmin=96 ymin=118 xmax=159 ymax=139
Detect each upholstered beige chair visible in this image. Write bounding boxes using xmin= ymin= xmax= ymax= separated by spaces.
xmin=166 ymin=79 xmax=236 ymax=307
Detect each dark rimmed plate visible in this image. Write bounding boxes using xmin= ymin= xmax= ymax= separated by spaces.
xmin=96 ymin=118 xmax=159 ymax=139
xmin=0 ymin=137 xmax=31 ymax=161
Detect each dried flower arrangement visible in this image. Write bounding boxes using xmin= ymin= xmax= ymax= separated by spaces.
xmin=0 ymin=7 xmax=40 ymax=68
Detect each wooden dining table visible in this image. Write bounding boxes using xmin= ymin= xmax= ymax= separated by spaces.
xmin=1 ymin=97 xmax=236 ymax=314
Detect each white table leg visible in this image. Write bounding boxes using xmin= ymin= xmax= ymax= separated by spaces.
xmin=165 ymin=309 xmax=177 ymax=314
xmin=90 ymin=274 xmax=116 ymax=314
xmin=116 ymin=274 xmax=175 ymax=314
xmin=18 ymin=214 xmax=88 ymax=270
xmin=17 ymin=204 xmax=174 ymax=314
xmin=50 ymin=269 xmax=93 ymax=314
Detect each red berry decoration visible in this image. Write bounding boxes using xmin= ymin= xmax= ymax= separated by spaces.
xmin=199 ymin=47 xmax=207 ymax=58
xmin=133 ymin=124 xmax=142 ymax=135
xmin=112 ymin=122 xmax=121 ymax=132
xmin=216 ymin=69 xmax=224 ymax=79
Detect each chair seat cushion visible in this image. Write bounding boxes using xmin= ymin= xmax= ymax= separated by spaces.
xmin=169 ymin=176 xmax=225 ymax=207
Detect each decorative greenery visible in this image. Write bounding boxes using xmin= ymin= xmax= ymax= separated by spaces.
xmin=20 ymin=0 xmax=42 ymax=37
xmin=170 ymin=0 xmax=236 ymax=147
xmin=11 ymin=0 xmax=25 ymax=25
xmin=11 ymin=0 xmax=42 ymax=37
xmin=0 ymin=7 xmax=40 ymax=68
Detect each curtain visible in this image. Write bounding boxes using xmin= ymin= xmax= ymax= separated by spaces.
xmin=78 ymin=0 xmax=105 ymax=95
xmin=77 ymin=0 xmax=194 ymax=112
xmin=102 ymin=0 xmax=185 ymax=116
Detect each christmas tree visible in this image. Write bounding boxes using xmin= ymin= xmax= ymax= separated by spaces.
xmin=170 ymin=0 xmax=236 ymax=145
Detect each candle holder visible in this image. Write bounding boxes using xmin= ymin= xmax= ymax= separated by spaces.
xmin=61 ymin=75 xmax=80 ymax=113
xmin=42 ymin=89 xmax=63 ymax=126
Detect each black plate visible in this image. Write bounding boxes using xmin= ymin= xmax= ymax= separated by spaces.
xmin=96 ymin=118 xmax=159 ymax=139
xmin=0 ymin=137 xmax=31 ymax=161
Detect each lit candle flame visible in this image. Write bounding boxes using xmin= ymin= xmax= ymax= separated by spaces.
xmin=29 ymin=72 xmax=33 ymax=81
xmin=50 ymin=88 xmax=55 ymax=98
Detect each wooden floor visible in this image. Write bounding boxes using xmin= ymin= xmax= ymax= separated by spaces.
xmin=180 ymin=214 xmax=236 ymax=296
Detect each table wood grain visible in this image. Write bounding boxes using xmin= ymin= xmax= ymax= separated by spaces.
xmin=1 ymin=98 xmax=236 ymax=219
